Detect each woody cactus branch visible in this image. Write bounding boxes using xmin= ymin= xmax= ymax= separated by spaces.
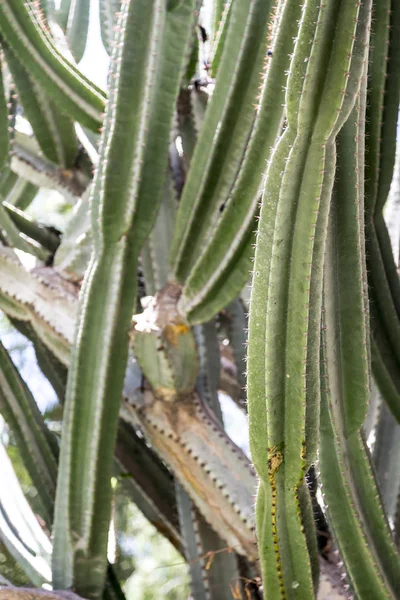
xmin=0 ymin=246 xmax=258 ymax=568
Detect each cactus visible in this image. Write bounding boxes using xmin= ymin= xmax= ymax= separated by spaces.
xmin=0 ymin=0 xmax=399 ymax=599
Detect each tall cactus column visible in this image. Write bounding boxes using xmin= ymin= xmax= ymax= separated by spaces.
xmin=247 ymin=1 xmax=368 ymax=597
xmin=51 ymin=2 xmax=196 ymax=598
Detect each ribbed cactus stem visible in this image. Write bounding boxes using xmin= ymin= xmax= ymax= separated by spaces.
xmin=247 ymin=1 xmax=366 ymax=596
xmin=178 ymin=0 xmax=302 ymax=324
xmin=170 ymin=0 xmax=275 ymax=282
xmin=320 ymin=82 xmax=400 ymax=597
xmin=52 ymin=2 xmax=196 ymax=597
xmin=0 ymin=0 xmax=105 ymax=130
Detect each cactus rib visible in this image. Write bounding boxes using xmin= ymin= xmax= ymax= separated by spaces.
xmin=52 ymin=1 xmax=196 ymax=596
xmin=99 ymin=0 xmax=120 ymax=55
xmin=0 ymin=0 xmax=105 ymax=130
xmin=319 ymin=73 xmax=400 ymax=598
xmin=170 ymin=0 xmax=275 ymax=282
xmin=178 ymin=0 xmax=301 ymax=324
xmin=0 ymin=340 xmax=58 ymax=525
xmin=65 ymin=0 xmax=90 ymax=63
xmin=6 ymin=49 xmax=78 ymax=168
xmin=364 ymin=0 xmax=400 ymax=420
xmin=247 ymin=0 xmax=367 ymax=596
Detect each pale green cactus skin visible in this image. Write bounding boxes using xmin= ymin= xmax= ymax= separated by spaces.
xmin=247 ymin=1 xmax=371 ymax=597
xmin=6 ymin=49 xmax=78 ymax=169
xmin=0 ymin=0 xmax=106 ymax=130
xmin=320 ymin=90 xmax=400 ymax=598
xmin=365 ymin=0 xmax=400 ymax=423
xmin=52 ymin=1 xmax=197 ymax=596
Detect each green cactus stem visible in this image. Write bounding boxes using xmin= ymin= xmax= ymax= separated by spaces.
xmin=0 ymin=0 xmax=106 ymax=130
xmin=247 ymin=0 xmax=369 ymax=596
xmin=51 ymin=2 xmax=197 ymax=596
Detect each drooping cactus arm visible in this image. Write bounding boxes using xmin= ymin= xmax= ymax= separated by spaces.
xmin=209 ymin=0 xmax=232 ymax=79
xmin=3 ymin=203 xmax=60 ymax=255
xmin=99 ymin=0 xmax=121 ymax=55
xmin=364 ymin=0 xmax=400 ymax=421
xmin=5 ymin=48 xmax=78 ymax=169
xmin=62 ymin=0 xmax=90 ymax=63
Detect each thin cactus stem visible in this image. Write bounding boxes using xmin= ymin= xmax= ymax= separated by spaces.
xmin=209 ymin=0 xmax=232 ymax=78
xmin=247 ymin=1 xmax=368 ymax=596
xmin=10 ymin=319 xmax=67 ymax=403
xmin=0 ymin=200 xmax=48 ymax=259
xmin=52 ymin=2 xmax=197 ymax=596
xmin=2 ymin=178 xmax=37 ymax=211
xmin=57 ymin=0 xmax=72 ymax=31
xmin=0 ymin=442 xmax=52 ymax=587
xmin=170 ymin=0 xmax=275 ymax=283
xmin=177 ymin=0 xmax=301 ymax=324
xmin=0 ymin=339 xmax=58 ymax=525
xmin=3 ymin=202 xmax=60 ymax=254
xmin=175 ymin=482 xmax=211 ymax=600
xmin=64 ymin=0 xmax=90 ymax=63
xmin=364 ymin=0 xmax=400 ymax=421
xmin=0 ymin=0 xmax=106 ymax=130
xmin=99 ymin=0 xmax=120 ymax=55
xmin=319 ymin=78 xmax=400 ymax=599
xmin=6 ymin=48 xmax=78 ymax=169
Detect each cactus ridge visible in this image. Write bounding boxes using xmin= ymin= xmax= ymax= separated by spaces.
xmin=364 ymin=0 xmax=400 ymax=422
xmin=6 ymin=49 xmax=78 ymax=169
xmin=319 ymin=61 xmax=400 ymax=597
xmin=170 ymin=0 xmax=275 ymax=282
xmin=0 ymin=339 xmax=58 ymax=526
xmin=179 ymin=0 xmax=302 ymax=324
xmin=0 ymin=0 xmax=106 ymax=130
xmin=99 ymin=0 xmax=120 ymax=55
xmin=64 ymin=0 xmax=90 ymax=62
xmin=247 ymin=0 xmax=367 ymax=596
